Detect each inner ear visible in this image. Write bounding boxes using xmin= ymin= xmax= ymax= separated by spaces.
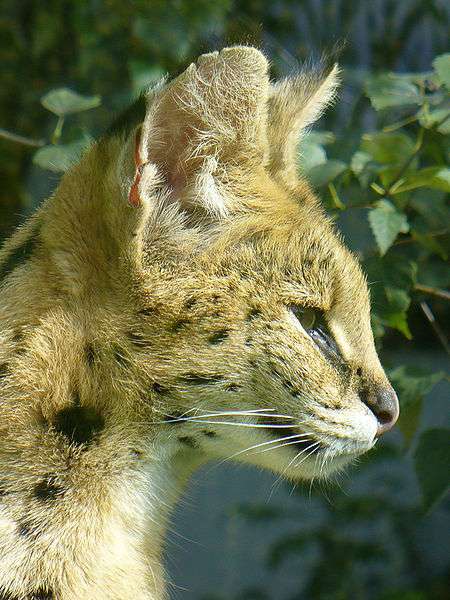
xmin=134 ymin=47 xmax=271 ymax=218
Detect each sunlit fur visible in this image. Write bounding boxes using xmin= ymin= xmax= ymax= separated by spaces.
xmin=0 ymin=47 xmax=392 ymax=599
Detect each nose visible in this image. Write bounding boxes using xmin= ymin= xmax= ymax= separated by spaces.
xmin=361 ymin=385 xmax=400 ymax=437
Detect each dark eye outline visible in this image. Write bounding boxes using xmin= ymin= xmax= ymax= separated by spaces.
xmin=289 ymin=305 xmax=318 ymax=330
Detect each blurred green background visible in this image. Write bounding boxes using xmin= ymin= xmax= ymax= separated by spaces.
xmin=1 ymin=1 xmax=449 ymax=599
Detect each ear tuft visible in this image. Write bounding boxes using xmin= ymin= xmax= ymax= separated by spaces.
xmin=267 ymin=62 xmax=341 ymax=184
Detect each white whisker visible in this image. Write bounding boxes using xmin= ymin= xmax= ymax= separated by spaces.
xmin=258 ymin=436 xmax=314 ymax=454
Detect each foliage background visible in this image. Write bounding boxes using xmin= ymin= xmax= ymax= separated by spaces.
xmin=0 ymin=1 xmax=449 ymax=599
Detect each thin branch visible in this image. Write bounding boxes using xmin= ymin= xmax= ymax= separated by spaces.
xmin=419 ymin=301 xmax=450 ymax=357
xmin=415 ymin=284 xmax=450 ymax=302
xmin=0 ymin=127 xmax=46 ymax=148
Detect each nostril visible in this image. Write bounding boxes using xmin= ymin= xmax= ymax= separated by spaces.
xmin=360 ymin=386 xmax=399 ymax=437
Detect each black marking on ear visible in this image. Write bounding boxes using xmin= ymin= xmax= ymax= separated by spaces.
xmin=28 ymin=589 xmax=54 ymax=600
xmin=170 ymin=318 xmax=190 ymax=333
xmin=208 ymin=329 xmax=229 ymax=345
xmin=0 ymin=363 xmax=9 ymax=379
xmin=246 ymin=307 xmax=261 ymax=321
xmin=178 ymin=436 xmax=199 ymax=449
xmin=151 ymin=382 xmax=169 ymax=395
xmin=0 ymin=230 xmax=40 ymax=282
xmin=33 ymin=477 xmax=63 ymax=502
xmin=85 ymin=343 xmax=96 ymax=367
xmin=53 ymin=406 xmax=104 ymax=447
xmin=202 ymin=430 xmax=217 ymax=438
xmin=179 ymin=374 xmax=224 ymax=386
xmin=112 ymin=343 xmax=130 ymax=367
xmin=184 ymin=297 xmax=197 ymax=310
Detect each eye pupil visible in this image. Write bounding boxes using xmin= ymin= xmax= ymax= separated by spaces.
xmin=291 ymin=306 xmax=317 ymax=329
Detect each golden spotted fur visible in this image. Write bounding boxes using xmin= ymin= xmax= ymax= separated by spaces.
xmin=0 ymin=47 xmax=398 ymax=599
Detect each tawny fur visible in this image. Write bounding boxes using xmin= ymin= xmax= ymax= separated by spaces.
xmin=0 ymin=47 xmax=393 ymax=599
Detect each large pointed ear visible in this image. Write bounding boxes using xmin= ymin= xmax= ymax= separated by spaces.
xmin=124 ymin=46 xmax=270 ymax=219
xmin=267 ymin=63 xmax=340 ymax=185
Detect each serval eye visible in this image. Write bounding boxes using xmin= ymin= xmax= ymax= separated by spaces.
xmin=290 ymin=306 xmax=317 ymax=330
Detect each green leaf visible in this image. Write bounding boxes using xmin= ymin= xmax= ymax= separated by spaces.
xmin=418 ymin=102 xmax=450 ymax=133
xmin=368 ymin=200 xmax=409 ymax=255
xmin=389 ymin=366 xmax=444 ymax=443
xmin=366 ymin=74 xmax=422 ymax=110
xmin=433 ymin=53 xmax=450 ymax=88
xmin=307 ymin=159 xmax=347 ymax=187
xmin=41 ymin=88 xmax=101 ymax=116
xmin=351 ymin=151 xmax=371 ymax=175
xmin=394 ymin=167 xmax=450 ymax=194
xmin=304 ymin=131 xmax=335 ymax=146
xmin=129 ymin=61 xmax=165 ymax=95
xmin=388 ymin=366 xmax=444 ymax=407
xmin=414 ymin=429 xmax=450 ymax=511
xmin=361 ymin=132 xmax=415 ymax=166
xmin=298 ymin=141 xmax=327 ymax=174
xmin=33 ymin=139 xmax=90 ymax=172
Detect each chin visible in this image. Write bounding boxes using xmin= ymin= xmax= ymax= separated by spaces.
xmin=254 ymin=436 xmax=376 ymax=483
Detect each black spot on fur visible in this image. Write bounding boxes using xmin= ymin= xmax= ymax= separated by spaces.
xmin=53 ymin=406 xmax=104 ymax=446
xmin=178 ymin=436 xmax=199 ymax=449
xmin=208 ymin=329 xmax=230 ymax=345
xmin=210 ymin=294 xmax=221 ymax=303
xmin=246 ymin=307 xmax=261 ymax=321
xmin=245 ymin=337 xmax=252 ymax=346
xmin=12 ymin=330 xmax=23 ymax=344
xmin=0 ymin=482 xmax=8 ymax=497
xmin=184 ymin=297 xmax=197 ymax=310
xmin=28 ymin=590 xmax=53 ymax=600
xmin=179 ymin=374 xmax=224 ymax=386
xmin=0 ymin=363 xmax=9 ymax=379
xmin=202 ymin=430 xmax=217 ymax=438
xmin=356 ymin=367 xmax=363 ymax=377
xmin=85 ymin=343 xmax=96 ymax=367
xmin=170 ymin=318 xmax=190 ymax=333
xmin=0 ymin=589 xmax=19 ymax=600
xmin=0 ymin=230 xmax=40 ymax=282
xmin=151 ymin=382 xmax=169 ymax=395
xmin=139 ymin=306 xmax=158 ymax=317
xmin=18 ymin=521 xmax=37 ymax=538
xmin=33 ymin=477 xmax=63 ymax=502
xmin=225 ymin=383 xmax=241 ymax=392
